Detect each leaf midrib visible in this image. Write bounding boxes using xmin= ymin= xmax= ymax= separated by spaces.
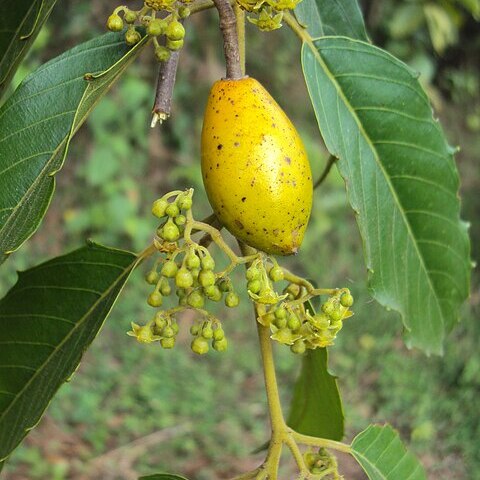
xmin=0 ymin=254 xmax=137 ymax=427
xmin=304 ymin=36 xmax=445 ymax=332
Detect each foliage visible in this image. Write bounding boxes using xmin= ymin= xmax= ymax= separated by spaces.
xmin=0 ymin=243 xmax=137 ymax=460
xmin=351 ymin=424 xmax=426 ymax=479
xmin=0 ymin=32 xmax=147 ymax=265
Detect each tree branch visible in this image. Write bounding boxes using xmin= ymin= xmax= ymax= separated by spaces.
xmin=151 ymin=49 xmax=180 ymax=127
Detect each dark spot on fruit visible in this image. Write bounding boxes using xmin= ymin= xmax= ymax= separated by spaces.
xmin=217 ymin=144 xmax=223 ymax=150
xmin=241 ymin=197 xmax=246 ymax=202
xmin=234 ymin=142 xmax=240 ymax=147
xmin=284 ymin=157 xmax=291 ymax=165
xmin=235 ymin=219 xmax=244 ymax=229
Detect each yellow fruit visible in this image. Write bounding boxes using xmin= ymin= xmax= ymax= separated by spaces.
xmin=201 ymin=77 xmax=313 ymax=255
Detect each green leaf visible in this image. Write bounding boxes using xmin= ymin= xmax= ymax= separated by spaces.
xmin=0 ymin=0 xmax=58 ymax=99
xmin=295 ymin=0 xmax=368 ymax=41
xmin=351 ymin=424 xmax=426 ymax=479
xmin=287 ymin=348 xmax=344 ymax=440
xmin=0 ymin=242 xmax=138 ymax=461
xmin=302 ymin=37 xmax=470 ymax=354
xmin=139 ymin=475 xmax=189 ymax=480
xmin=0 ymin=32 xmax=148 ymax=265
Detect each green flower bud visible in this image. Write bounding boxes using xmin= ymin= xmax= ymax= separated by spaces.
xmin=191 ymin=336 xmax=209 ymax=355
xmin=145 ymin=270 xmax=159 ymax=285
xmin=187 ymin=290 xmax=205 ymax=308
xmin=161 ymin=260 xmax=179 ymax=278
xmin=199 ymin=269 xmax=216 ymax=287
xmin=285 ymin=283 xmax=300 ymax=299
xmin=218 ymin=277 xmax=232 ymax=292
xmin=176 ymin=268 xmax=194 ymax=288
xmin=154 ymin=45 xmax=171 ymax=62
xmin=147 ymin=291 xmax=163 ymax=307
xmin=321 ymin=300 xmax=335 ymax=316
xmin=225 ymin=291 xmax=240 ymax=308
xmin=201 ymin=255 xmax=215 ymax=271
xmin=161 ymin=218 xmax=180 ymax=241
xmin=190 ymin=324 xmax=200 ymax=335
xmin=162 ymin=326 xmax=175 ymax=338
xmin=213 ymin=337 xmax=228 ymax=352
xmin=161 ymin=337 xmax=175 ymax=349
xmin=159 ymin=279 xmax=172 ymax=296
xmin=186 ymin=252 xmax=201 ymax=269
xmin=154 ymin=312 xmax=167 ymax=329
xmin=291 ymin=339 xmax=306 ymax=354
xmin=152 ymin=198 xmax=169 ymax=218
xmin=177 ymin=193 xmax=193 ymax=210
xmin=171 ymin=322 xmax=180 ymax=334
xmin=274 ymin=306 xmax=287 ymax=319
xmin=165 ymin=203 xmax=180 ymax=218
xmin=124 ymin=9 xmax=137 ymax=24
xmin=287 ymin=313 xmax=301 ymax=331
xmin=178 ymin=6 xmax=191 ymax=18
xmin=167 ymin=38 xmax=184 ymax=51
xmin=166 ymin=21 xmax=185 ymax=41
xmin=107 ymin=14 xmax=124 ymax=32
xmin=247 ymin=279 xmax=262 ymax=294
xmin=204 ymin=285 xmax=222 ymax=301
xmin=330 ymin=308 xmax=343 ymax=322
xmin=213 ymin=328 xmax=225 ymax=341
xmin=340 ymin=292 xmax=354 ymax=308
xmin=125 ymin=28 xmax=141 ymax=46
xmin=202 ymin=324 xmax=214 ymax=339
xmin=246 ymin=266 xmax=260 ymax=281
xmin=175 ymin=214 xmax=186 ymax=226
xmin=269 ymin=265 xmax=284 ymax=282
xmin=147 ymin=19 xmax=164 ymax=36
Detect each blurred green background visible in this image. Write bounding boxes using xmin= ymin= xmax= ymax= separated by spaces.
xmin=0 ymin=0 xmax=479 ymax=478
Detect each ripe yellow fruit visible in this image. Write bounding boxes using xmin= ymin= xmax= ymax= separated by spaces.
xmin=201 ymin=77 xmax=313 ymax=255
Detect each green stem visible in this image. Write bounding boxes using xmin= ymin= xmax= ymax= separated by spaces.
xmin=291 ymin=430 xmax=351 ymax=454
xmin=256 ymin=317 xmax=286 ymax=431
xmin=314 ymin=154 xmax=337 ymax=190
xmin=283 ymin=11 xmax=315 ymax=47
xmin=234 ymin=3 xmax=246 ymax=75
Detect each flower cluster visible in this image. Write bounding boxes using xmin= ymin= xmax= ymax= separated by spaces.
xmin=106 ymin=0 xmax=190 ymax=61
xmin=246 ymin=258 xmax=354 ymax=353
xmin=128 ymin=189 xmax=353 ymax=356
xmin=128 ymin=189 xmax=241 ymax=354
xmin=236 ymin=0 xmax=302 ymax=31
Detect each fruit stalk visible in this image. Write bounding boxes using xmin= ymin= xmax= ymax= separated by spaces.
xmin=212 ymin=0 xmax=243 ymax=79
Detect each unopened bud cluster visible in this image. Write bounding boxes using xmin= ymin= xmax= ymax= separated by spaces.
xmin=304 ymin=448 xmax=343 ymax=478
xmin=236 ymin=0 xmax=302 ymax=31
xmin=249 ymin=258 xmax=354 ymax=354
xmin=128 ymin=189 xmax=240 ymax=355
xmin=106 ymin=0 xmax=191 ymax=61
